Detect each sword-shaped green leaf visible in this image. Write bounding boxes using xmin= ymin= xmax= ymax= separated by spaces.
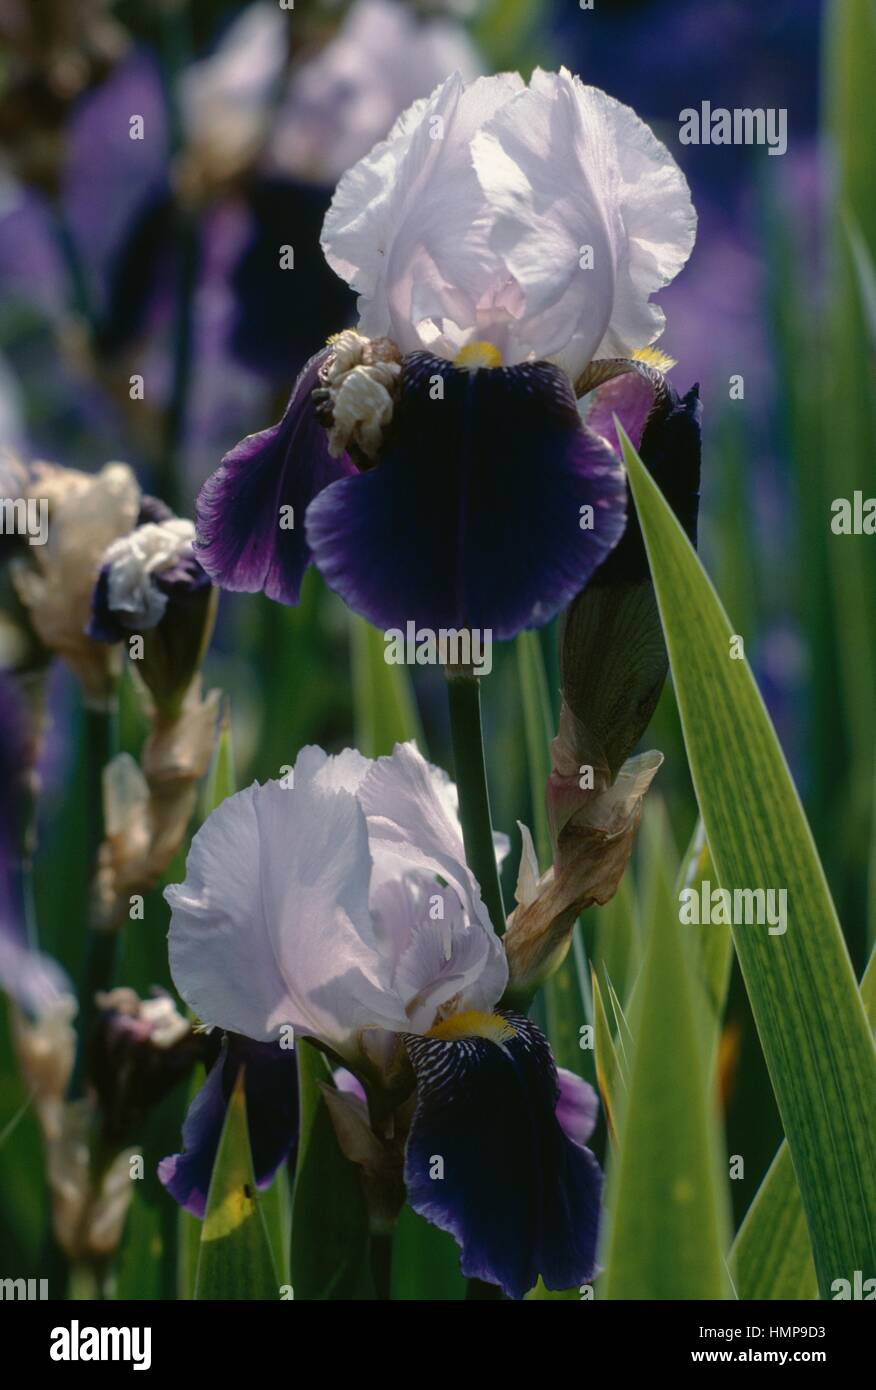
xmin=194 ymin=1072 xmax=279 ymax=1300
xmin=350 ymin=613 xmax=423 ymax=758
xmin=620 ymin=425 xmax=876 ymax=1297
xmin=601 ymin=837 xmax=732 ymax=1298
xmin=732 ymin=947 xmax=876 ymax=1299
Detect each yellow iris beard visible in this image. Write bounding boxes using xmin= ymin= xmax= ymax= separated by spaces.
xmin=632 ymin=345 xmax=677 ymax=372
xmin=427 ymin=1010 xmax=518 ymax=1044
xmin=454 ymin=341 xmax=504 ymax=369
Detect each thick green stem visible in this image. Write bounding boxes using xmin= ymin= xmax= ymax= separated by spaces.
xmin=70 ymin=704 xmax=119 ymax=1098
xmin=446 ymin=673 xmax=506 ymax=936
xmin=370 ymin=1228 xmax=393 ymax=1301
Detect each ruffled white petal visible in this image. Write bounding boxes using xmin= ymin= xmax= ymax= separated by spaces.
xmin=471 ymin=75 xmax=616 ymax=367
xmin=321 ymin=67 xmax=695 ymax=373
xmin=393 ymin=887 xmax=507 ymax=1033
xmin=167 ymin=774 xmax=406 ymax=1056
xmin=358 ymin=741 xmax=494 ymax=936
xmin=103 ymin=518 xmax=195 ymax=629
xmin=323 ymin=72 xmax=527 ymax=356
xmin=166 ymin=741 xmax=510 ymax=1068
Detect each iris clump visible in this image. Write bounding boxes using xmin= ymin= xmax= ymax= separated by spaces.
xmin=3 ymin=0 xmax=863 ymax=1319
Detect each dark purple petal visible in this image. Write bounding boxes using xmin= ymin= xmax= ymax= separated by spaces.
xmin=595 ymin=379 xmax=702 ymax=586
xmin=158 ymin=1033 xmax=298 ymax=1218
xmin=306 ymin=353 xmax=627 ymax=640
xmin=89 ymin=993 xmax=209 ymax=1148
xmin=403 ymin=1012 xmax=602 ymax=1299
xmin=560 ymin=376 xmax=703 ymax=776
xmin=154 ymin=548 xmax=211 ymax=596
xmin=88 ymin=564 xmax=126 ymax=643
xmin=195 ymin=348 xmax=355 ymax=605
xmin=137 ymin=495 xmax=175 ymax=526
xmin=157 ymin=1046 xmax=226 ymax=1218
xmin=641 ymin=382 xmax=702 ymax=551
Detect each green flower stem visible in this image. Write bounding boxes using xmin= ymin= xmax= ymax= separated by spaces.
xmin=446 ymin=672 xmax=506 ymax=936
xmin=370 ymin=1229 xmax=393 ymax=1301
xmin=70 ymin=702 xmax=120 ymax=1099
xmin=515 ymin=630 xmax=553 ymax=866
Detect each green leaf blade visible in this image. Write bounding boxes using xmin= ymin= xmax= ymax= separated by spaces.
xmin=732 ymin=946 xmax=876 ymax=1300
xmin=601 ymin=847 xmax=732 ymax=1299
xmin=621 ymin=427 xmax=876 ymax=1297
xmin=290 ymin=1040 xmax=373 ymax=1300
xmin=194 ymin=1073 xmax=280 ymax=1300
xmin=350 ymin=613 xmax=423 ymax=758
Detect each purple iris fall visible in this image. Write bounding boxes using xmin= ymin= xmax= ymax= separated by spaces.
xmin=195 ymin=67 xmax=697 ymax=638
xmin=161 ymin=740 xmax=602 ymax=1299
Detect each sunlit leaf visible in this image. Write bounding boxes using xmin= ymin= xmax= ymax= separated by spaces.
xmin=622 ymin=426 xmax=876 ymax=1297
xmin=732 ymin=946 xmax=876 ymax=1300
xmin=601 ymin=847 xmax=732 ymax=1299
xmin=194 ymin=1072 xmax=279 ymax=1300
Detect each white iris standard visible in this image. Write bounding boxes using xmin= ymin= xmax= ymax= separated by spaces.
xmin=321 ymin=68 xmax=696 ymax=376
xmin=165 ymin=742 xmax=508 ymax=1079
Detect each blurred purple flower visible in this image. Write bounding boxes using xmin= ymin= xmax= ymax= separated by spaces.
xmin=0 ymin=672 xmax=71 ymax=1018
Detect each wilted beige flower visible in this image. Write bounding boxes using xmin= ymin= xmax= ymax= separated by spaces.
xmin=11 ymin=461 xmax=140 ymax=706
xmin=94 ymin=678 xmax=220 ymax=928
xmin=11 ymin=993 xmax=77 ymax=1143
xmin=46 ymin=1101 xmax=136 ymax=1260
xmin=11 ymin=996 xmax=134 ymax=1260
xmin=317 ymin=331 xmax=403 ymax=463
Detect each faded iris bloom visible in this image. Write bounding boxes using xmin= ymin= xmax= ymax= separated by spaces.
xmin=89 ymin=513 xmax=206 ymax=641
xmin=162 ymin=741 xmax=601 ymax=1298
xmin=10 ymin=460 xmax=141 ymax=706
xmin=88 ymin=502 xmax=216 ymax=718
xmin=197 ymin=68 xmax=696 ymax=639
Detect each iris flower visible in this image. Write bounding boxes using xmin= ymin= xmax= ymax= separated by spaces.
xmin=196 ymin=68 xmax=695 ymax=638
xmin=162 ymin=740 xmax=602 ymax=1299
xmin=89 ymin=510 xmax=209 ymax=641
